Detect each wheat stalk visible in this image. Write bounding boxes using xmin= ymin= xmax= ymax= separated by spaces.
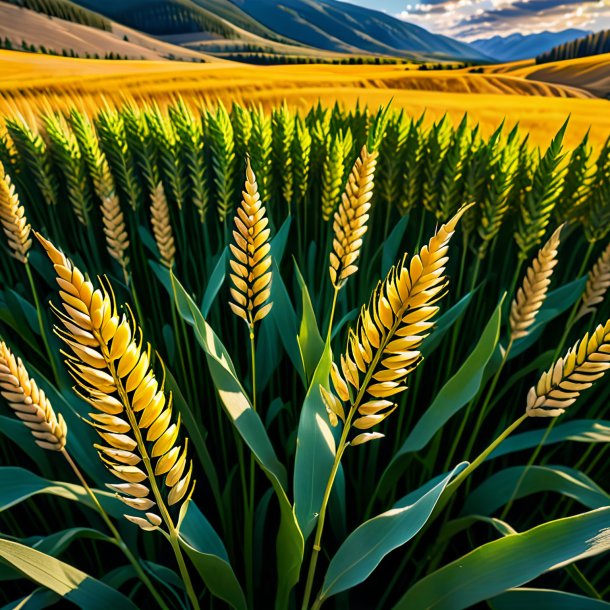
xmin=329 ymin=146 xmax=378 ymax=291
xmin=324 ymin=204 xmax=470 ymax=442
xmin=0 ymin=341 xmax=67 ymax=451
xmin=150 ymin=182 xmax=175 ymax=269
xmin=576 ymin=243 xmax=610 ymax=321
xmin=101 ymin=193 xmax=130 ymax=274
xmin=304 ymin=204 xmax=469 ymax=610
xmin=35 ymin=232 xmax=193 ymax=532
xmin=510 ymin=225 xmax=563 ymax=341
xmin=0 ymin=162 xmax=31 ymax=263
xmin=526 ymin=319 xmax=610 ymax=417
xmin=229 ymin=158 xmax=273 ymax=327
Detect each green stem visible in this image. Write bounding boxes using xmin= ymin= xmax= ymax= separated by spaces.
xmin=169 ymin=532 xmax=201 ymax=610
xmin=301 ymin=435 xmax=349 ymax=610
xmin=61 ymin=449 xmax=170 ymax=610
xmin=245 ymin=326 xmax=256 ymax=609
xmin=25 ymin=261 xmax=61 ymax=386
xmin=326 ymin=287 xmax=339 ymax=344
xmin=433 ymin=414 xmax=529 ymax=520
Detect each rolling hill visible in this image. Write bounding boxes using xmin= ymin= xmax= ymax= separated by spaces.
xmin=471 ymin=29 xmax=589 ymax=62
xmin=230 ymin=0 xmax=489 ymax=61
xmin=0 ymin=2 xmax=215 ymax=61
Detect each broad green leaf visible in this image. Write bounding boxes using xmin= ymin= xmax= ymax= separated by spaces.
xmin=394 ymin=507 xmax=610 ymax=610
xmin=178 ymin=503 xmax=246 ymax=610
xmin=1 ymin=588 xmax=59 ymax=609
xmin=421 ymin=289 xmax=476 ymax=357
xmin=201 ymin=247 xmax=228 ymax=317
xmin=491 ymin=588 xmax=610 ymax=609
xmin=489 ymin=420 xmax=610 ymax=459
xmin=169 ymin=273 xmax=303 ymax=609
xmin=269 ymin=214 xmax=292 ymax=263
xmin=295 ymin=261 xmax=324 ymax=383
xmin=164 ymin=368 xmax=223 ymax=516
xmin=0 ymin=538 xmax=138 ymax=610
xmin=268 ymin=260 xmax=306 ymax=384
xmin=396 ymin=298 xmax=503 ymax=455
xmin=381 ymin=215 xmax=409 ymax=275
xmin=463 ymin=465 xmax=610 ymax=516
xmin=320 ymin=463 xmax=467 ymax=600
xmin=0 ymin=467 xmax=123 ymax=519
xmin=0 ymin=416 xmax=49 ymax=475
xmin=293 ymin=339 xmax=335 ymax=540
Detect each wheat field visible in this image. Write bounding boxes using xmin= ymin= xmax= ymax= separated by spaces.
xmin=0 ymin=66 xmax=609 ymax=610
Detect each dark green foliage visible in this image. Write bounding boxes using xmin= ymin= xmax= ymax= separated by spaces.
xmin=2 ymin=0 xmax=111 ymax=30
xmin=537 ymin=29 xmax=610 ymax=63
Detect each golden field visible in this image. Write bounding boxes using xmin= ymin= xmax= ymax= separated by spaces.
xmin=1 ymin=49 xmax=609 ymax=147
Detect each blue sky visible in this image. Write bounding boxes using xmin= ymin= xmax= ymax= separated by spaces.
xmin=343 ymin=0 xmax=610 ymax=40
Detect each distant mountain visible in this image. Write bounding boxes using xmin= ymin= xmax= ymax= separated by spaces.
xmin=229 ymin=0 xmax=489 ymax=61
xmin=470 ymin=29 xmax=590 ymax=62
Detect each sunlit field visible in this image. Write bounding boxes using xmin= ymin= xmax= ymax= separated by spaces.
xmin=1 ymin=48 xmax=610 ymax=610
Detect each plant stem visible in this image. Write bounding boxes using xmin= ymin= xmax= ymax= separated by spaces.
xmin=432 ymin=414 xmax=529 ymax=520
xmin=25 ymin=261 xmax=60 ymax=386
xmin=301 ymin=435 xmax=349 ymax=610
xmin=326 ymin=287 xmax=340 ymax=344
xmin=61 ymin=449 xmax=170 ymax=610
xmin=244 ymin=325 xmax=256 ymax=609
xmin=170 ymin=532 xmax=201 ymax=610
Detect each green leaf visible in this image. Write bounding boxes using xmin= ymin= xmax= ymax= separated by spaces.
xmin=1 ymin=588 xmax=59 ymax=609
xmin=268 ymin=260 xmax=306 ymax=384
xmin=168 ymin=272 xmax=303 ymax=609
xmin=0 ymin=467 xmax=123 ymax=519
xmin=293 ymin=339 xmax=335 ymax=540
xmin=463 ymin=465 xmax=610 ymax=516
xmin=178 ymin=503 xmax=246 ymax=610
xmin=381 ymin=215 xmax=409 ymax=276
xmin=295 ymin=261 xmax=324 ymax=383
xmin=396 ymin=298 xmax=503 ymax=455
xmin=421 ymin=290 xmax=476 ymax=357
xmin=489 ymin=420 xmax=610 ymax=459
xmin=0 ymin=538 xmax=138 ymax=610
xmin=320 ymin=463 xmax=467 ymax=600
xmin=0 ymin=416 xmax=49 ymax=475
xmin=201 ymin=247 xmax=228 ymax=317
xmin=491 ymin=588 xmax=610 ymax=609
xmin=394 ymin=507 xmax=610 ymax=610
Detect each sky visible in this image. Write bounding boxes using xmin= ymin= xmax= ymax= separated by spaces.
xmin=343 ymin=0 xmax=610 ymax=41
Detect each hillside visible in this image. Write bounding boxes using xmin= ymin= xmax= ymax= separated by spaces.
xmin=230 ymin=0 xmax=489 ymax=61
xmin=0 ymin=3 xmax=215 ymax=61
xmin=471 ymin=29 xmax=589 ymax=62
xmin=0 ymin=51 xmax=606 ymax=149
xmin=497 ymin=54 xmax=610 ymax=99
xmin=2 ymin=0 xmax=110 ymax=30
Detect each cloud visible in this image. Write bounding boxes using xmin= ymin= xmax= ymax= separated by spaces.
xmin=395 ymin=0 xmax=610 ymax=40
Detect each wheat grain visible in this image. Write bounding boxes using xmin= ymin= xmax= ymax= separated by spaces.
xmin=576 ymin=243 xmax=610 ymax=321
xmin=329 ymin=146 xmax=378 ymax=290
xmin=0 ymin=341 xmax=67 ymax=451
xmin=36 ymin=233 xmax=193 ymax=530
xmin=229 ymin=159 xmax=273 ymax=326
xmin=150 ymin=182 xmax=175 ymax=269
xmin=526 ymin=319 xmax=610 ymax=417
xmin=0 ymin=162 xmax=31 ymax=263
xmin=510 ymin=225 xmax=563 ymax=341
xmin=325 ymin=205 xmax=470 ymax=439
xmin=101 ymin=193 xmax=130 ymax=273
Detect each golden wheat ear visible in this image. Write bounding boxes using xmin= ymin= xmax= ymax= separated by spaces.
xmin=324 ymin=204 xmax=471 ymax=442
xmin=526 ymin=319 xmax=610 ymax=417
xmin=510 ymin=224 xmax=563 ymax=341
xmin=101 ymin=193 xmax=130 ymax=274
xmin=229 ymin=157 xmax=273 ymax=326
xmin=329 ymin=145 xmax=378 ymax=290
xmin=576 ymin=242 xmax=610 ymax=322
xmin=34 ymin=232 xmax=193 ymax=531
xmin=0 ymin=341 xmax=67 ymax=451
xmin=0 ymin=162 xmax=32 ymax=264
xmin=150 ymin=182 xmax=175 ymax=269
